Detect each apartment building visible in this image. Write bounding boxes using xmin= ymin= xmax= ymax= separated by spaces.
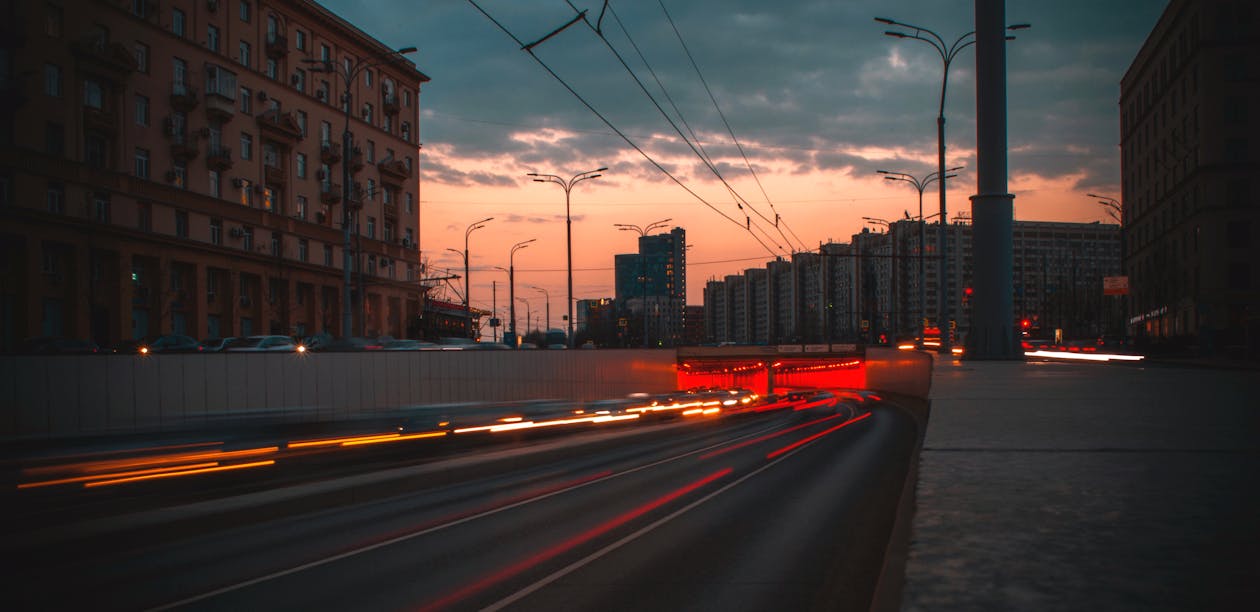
xmin=0 ymin=0 xmax=429 ymax=349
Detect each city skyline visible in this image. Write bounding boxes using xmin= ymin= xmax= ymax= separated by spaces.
xmin=322 ymin=0 xmax=1165 ymax=309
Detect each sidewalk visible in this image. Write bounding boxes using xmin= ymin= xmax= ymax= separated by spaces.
xmin=900 ymin=358 xmax=1260 ymax=611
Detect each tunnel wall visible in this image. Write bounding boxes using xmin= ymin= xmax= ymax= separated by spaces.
xmin=0 ymin=350 xmax=678 ymax=440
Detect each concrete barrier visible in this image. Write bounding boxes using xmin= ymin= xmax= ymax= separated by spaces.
xmin=863 ymin=347 xmax=933 ymax=399
xmin=0 ymin=350 xmax=678 ymax=440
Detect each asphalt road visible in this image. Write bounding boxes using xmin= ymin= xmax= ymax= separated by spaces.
xmin=8 ymin=399 xmax=917 ymax=611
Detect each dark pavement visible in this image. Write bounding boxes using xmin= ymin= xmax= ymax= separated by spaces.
xmin=900 ymin=358 xmax=1260 ymax=611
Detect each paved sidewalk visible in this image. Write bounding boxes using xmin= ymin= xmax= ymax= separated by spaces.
xmin=901 ymin=358 xmax=1260 ymax=611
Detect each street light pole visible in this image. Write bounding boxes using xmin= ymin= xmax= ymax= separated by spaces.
xmin=876 ymin=17 xmax=1026 ymax=353
xmin=460 ymin=217 xmax=492 ymax=340
xmin=516 ymin=297 xmax=531 ymax=338
xmin=878 ymin=167 xmax=962 ymax=349
xmin=305 ymin=46 xmax=416 ymax=338
xmin=508 ymin=238 xmax=534 ymax=347
xmin=1089 ymin=193 xmax=1126 ymax=343
xmin=530 ymin=286 xmax=551 ymax=334
xmin=528 ymin=167 xmax=607 ymax=348
xmin=615 ymin=218 xmax=672 ymax=348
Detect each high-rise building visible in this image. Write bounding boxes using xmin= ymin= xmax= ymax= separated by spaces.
xmin=1120 ymin=0 xmax=1259 ymax=349
xmin=614 ymin=226 xmax=686 ymax=347
xmin=1 ymin=0 xmax=428 ymax=350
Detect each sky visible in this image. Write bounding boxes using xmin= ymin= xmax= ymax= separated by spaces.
xmin=322 ymin=0 xmax=1167 ymax=318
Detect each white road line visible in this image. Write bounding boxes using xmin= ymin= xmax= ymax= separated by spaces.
xmin=482 ymin=430 xmax=833 ymax=611
xmin=148 ymin=420 xmax=784 ymax=611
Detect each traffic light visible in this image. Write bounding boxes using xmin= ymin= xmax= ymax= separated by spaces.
xmin=1022 ymin=319 xmax=1031 ymax=329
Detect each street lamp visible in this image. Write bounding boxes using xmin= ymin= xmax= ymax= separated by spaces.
xmin=615 ymin=218 xmax=672 ymax=348
xmin=458 ymin=217 xmax=493 ymax=339
xmin=528 ymin=167 xmax=606 ymax=347
xmin=304 ymin=46 xmax=416 ymax=338
xmin=875 ymin=17 xmax=1027 ymax=353
xmin=1088 ymin=193 xmax=1126 ymax=343
xmin=508 ymin=238 xmax=534 ymax=346
xmin=530 ymin=285 xmax=551 ymax=334
xmin=878 ymin=167 xmax=963 ymax=348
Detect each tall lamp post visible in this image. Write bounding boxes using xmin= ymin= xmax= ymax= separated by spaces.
xmin=615 ymin=218 xmax=672 ymax=348
xmin=507 ymin=238 xmax=534 ymax=346
xmin=1089 ymin=193 xmax=1126 ymax=343
xmin=458 ymin=217 xmax=492 ymax=339
xmin=528 ymin=167 xmax=606 ymax=347
xmin=516 ymin=297 xmax=532 ymax=338
xmin=875 ymin=17 xmax=1027 ymax=353
xmin=530 ymin=286 xmax=551 ymax=334
xmin=878 ymin=167 xmax=963 ymax=348
xmin=305 ymin=46 xmax=416 ymax=338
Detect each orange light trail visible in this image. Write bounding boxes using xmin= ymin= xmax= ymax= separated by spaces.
xmin=339 ymin=431 xmax=448 ymax=446
xmin=17 ymin=462 xmax=222 ymax=489
xmin=766 ymin=412 xmax=872 ymax=459
xmin=287 ymin=433 xmax=402 ymax=448
xmin=82 ymin=460 xmax=276 ymax=488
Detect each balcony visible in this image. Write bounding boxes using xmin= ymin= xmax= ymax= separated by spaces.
xmin=320 ymin=141 xmax=341 ymax=164
xmin=377 ymin=158 xmax=410 ymax=185
xmin=82 ymin=106 xmax=117 ymax=134
xmin=204 ymin=93 xmax=234 ymax=122
xmin=70 ymin=37 xmax=137 ymax=76
xmin=207 ymin=146 xmax=233 ymax=171
xmin=383 ymin=203 xmax=399 ymax=219
xmin=348 ymin=147 xmax=364 ymax=173
xmin=170 ymin=83 xmax=198 ymax=112
xmin=265 ymin=33 xmax=288 ymax=59
xmin=319 ymin=182 xmax=342 ymax=206
xmin=383 ymin=94 xmax=400 ymax=115
xmin=348 ymin=182 xmax=366 ymax=210
xmin=170 ymin=135 xmax=200 ymax=162
xmin=264 ymin=163 xmax=286 ymax=185
xmin=256 ymin=109 xmax=303 ymax=142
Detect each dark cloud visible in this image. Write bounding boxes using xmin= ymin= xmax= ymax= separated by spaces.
xmin=324 ymin=0 xmax=1166 ymax=198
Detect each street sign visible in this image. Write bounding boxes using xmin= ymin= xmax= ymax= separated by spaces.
xmin=1103 ymin=276 xmax=1129 ymax=296
xmin=804 ymin=344 xmax=829 ymax=353
xmin=776 ymin=345 xmax=803 ymax=353
xmin=488 ymin=317 xmax=500 ymax=328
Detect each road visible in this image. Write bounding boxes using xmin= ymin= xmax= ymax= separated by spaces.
xmin=8 ymin=397 xmax=917 ymax=611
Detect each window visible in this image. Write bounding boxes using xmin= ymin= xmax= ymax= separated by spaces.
xmin=298 ymin=239 xmax=308 ymax=262
xmin=364 ymin=69 xmax=373 ymax=88
xmin=242 ymin=226 xmax=254 ymax=251
xmin=319 ymin=80 xmax=330 ymax=102
xmin=137 ymin=201 xmax=151 ymax=232
xmin=366 ymin=216 xmax=376 ymax=239
xmin=238 ymin=178 xmax=252 ymax=206
xmin=382 ymin=115 xmax=392 ymax=134
xmin=320 ymin=44 xmax=330 ymax=61
xmin=239 ymin=41 xmax=251 ymax=68
xmin=295 ymin=30 xmax=306 ymax=50
xmin=404 ymin=156 xmax=412 ymax=172
xmin=401 ymin=122 xmax=410 ymax=142
xmin=239 ymin=1 xmax=251 ymax=22
xmin=44 ymin=64 xmax=61 ymax=97
xmin=45 ymin=122 xmax=64 ymax=156
xmin=131 ymin=0 xmax=148 ymax=18
xmin=135 ymin=94 xmax=149 ymax=126
xmin=205 ymin=64 xmax=236 ymax=98
xmin=207 ymin=25 xmax=220 ymax=53
xmin=383 ymin=220 xmax=393 ymax=243
xmin=262 ymin=187 xmax=274 ymax=212
xmin=296 ymin=153 xmax=307 ymax=178
xmin=45 ymin=4 xmax=63 ymax=38
xmin=173 ymin=57 xmax=188 ymax=92
xmin=366 ymin=179 xmax=375 ymax=201
xmin=134 ymin=148 xmax=150 ymax=179
xmin=270 ymin=232 xmax=281 ymax=257
xmin=175 ymin=210 xmax=189 ymax=238
xmin=366 ymin=140 xmax=375 ymax=163
xmin=403 ymin=89 xmax=410 ymax=107
xmin=404 ymin=228 xmax=414 ymax=248
xmin=85 ymin=134 xmax=106 ymax=167
xmin=320 ymin=120 xmax=331 ymax=145
xmin=293 ymin=68 xmax=306 ymax=92
xmin=210 ymin=218 xmax=223 ymax=245
xmin=92 ymin=192 xmax=110 ymax=223
xmin=172 ymin=8 xmax=186 ymax=37
xmin=240 ymin=133 xmax=253 ymax=160
xmin=363 ymin=103 xmax=373 ymax=125
xmin=343 ymin=56 xmax=352 ymax=76
xmin=240 ymin=86 xmax=252 ymax=113
xmin=296 ymin=195 xmax=307 ymax=220
xmin=323 ymin=244 xmax=333 ymax=266
xmin=46 ymin=182 xmax=65 ymax=213
xmin=172 ymin=161 xmax=187 ymax=188
xmin=209 ymin=170 xmax=221 ymax=198
xmin=265 ymin=58 xmax=277 ymax=80
xmin=296 ymin=110 xmax=307 ymax=137
xmin=135 ymin=43 xmax=149 ymax=73
xmin=83 ymin=78 xmax=103 ymax=108
xmin=405 ymin=192 xmax=413 ymax=213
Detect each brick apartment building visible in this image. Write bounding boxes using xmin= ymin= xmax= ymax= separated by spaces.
xmin=0 ymin=0 xmax=429 ymax=350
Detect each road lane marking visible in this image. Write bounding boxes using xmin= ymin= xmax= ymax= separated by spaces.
xmin=147 ymin=420 xmax=785 ymax=610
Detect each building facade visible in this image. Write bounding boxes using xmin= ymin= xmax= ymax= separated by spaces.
xmin=1120 ymin=0 xmax=1259 ymax=349
xmin=613 ymin=226 xmax=686 ymax=347
xmin=0 ymin=0 xmax=428 ymax=350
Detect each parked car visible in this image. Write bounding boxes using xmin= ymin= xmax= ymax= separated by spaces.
xmin=143 ymin=335 xmax=203 ymax=353
xmin=20 ymin=337 xmax=101 ymax=354
xmin=107 ymin=339 xmax=147 ymax=354
xmin=306 ymin=336 xmax=385 ymax=352
xmin=381 ymin=339 xmax=439 ymax=351
xmin=200 ymin=337 xmax=236 ymax=352
xmin=222 ymin=335 xmax=300 ymax=352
